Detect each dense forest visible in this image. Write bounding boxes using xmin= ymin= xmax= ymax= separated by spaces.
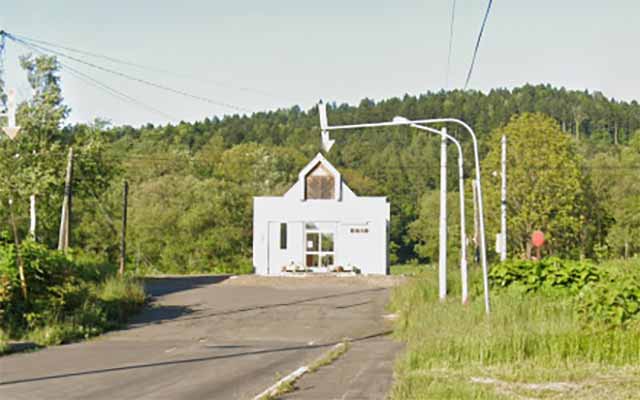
xmin=2 ymin=55 xmax=640 ymax=273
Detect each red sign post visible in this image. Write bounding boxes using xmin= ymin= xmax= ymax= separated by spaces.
xmin=531 ymin=230 xmax=545 ymax=260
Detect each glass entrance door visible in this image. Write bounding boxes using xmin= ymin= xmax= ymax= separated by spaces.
xmin=305 ymin=226 xmax=335 ymax=270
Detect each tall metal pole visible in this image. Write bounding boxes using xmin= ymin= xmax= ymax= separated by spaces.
xmin=472 ymin=179 xmax=479 ymax=262
xmin=439 ymin=132 xmax=448 ymax=301
xmin=455 ymin=120 xmax=491 ymax=314
xmin=317 ymin=109 xmax=491 ymax=313
xmin=500 ymin=135 xmax=507 ymax=261
xmin=412 ymin=124 xmax=468 ymax=304
xmin=457 ymin=150 xmax=468 ymax=304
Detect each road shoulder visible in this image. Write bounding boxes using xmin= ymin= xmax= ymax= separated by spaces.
xmin=279 ymin=332 xmax=402 ymax=400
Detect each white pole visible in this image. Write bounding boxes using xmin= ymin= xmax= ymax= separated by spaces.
xmin=472 ymin=179 xmax=479 ymax=262
xmin=434 ymin=119 xmax=491 ymax=314
xmin=411 ymin=124 xmax=468 ymax=304
xmin=316 ymin=109 xmax=491 ymax=312
xmin=439 ymin=132 xmax=447 ymax=301
xmin=470 ymin=136 xmax=491 ymax=314
xmin=458 ymin=153 xmax=468 ymax=303
xmin=29 ymin=195 xmax=36 ymax=240
xmin=58 ymin=147 xmax=73 ymax=252
xmin=500 ymin=135 xmax=507 ymax=261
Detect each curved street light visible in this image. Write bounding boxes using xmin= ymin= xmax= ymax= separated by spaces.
xmin=408 ymin=121 xmax=469 ymax=305
xmin=318 ymin=101 xmax=490 ymax=313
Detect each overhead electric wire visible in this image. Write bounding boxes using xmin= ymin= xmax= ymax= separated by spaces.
xmin=10 ymin=32 xmax=279 ymax=99
xmin=12 ymin=38 xmax=176 ymax=120
xmin=63 ymin=66 xmax=177 ymax=120
xmin=463 ymin=0 xmax=493 ymax=90
xmin=445 ymin=0 xmax=457 ymax=89
xmin=5 ymin=33 xmax=252 ymax=114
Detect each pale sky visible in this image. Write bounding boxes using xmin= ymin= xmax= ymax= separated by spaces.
xmin=1 ymin=1 xmax=638 ymax=126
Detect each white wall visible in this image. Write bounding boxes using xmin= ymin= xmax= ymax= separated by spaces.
xmin=253 ymin=180 xmax=390 ymax=275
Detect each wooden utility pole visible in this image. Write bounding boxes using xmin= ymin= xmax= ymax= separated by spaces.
xmin=119 ymin=180 xmax=128 ymax=275
xmin=58 ymin=147 xmax=74 ymax=252
xmin=8 ymin=199 xmax=28 ymax=299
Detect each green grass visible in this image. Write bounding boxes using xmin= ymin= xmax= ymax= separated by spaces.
xmin=23 ymin=276 xmax=146 ymax=347
xmin=389 ymin=265 xmax=640 ymax=399
xmin=258 ymin=340 xmax=351 ymax=399
xmin=1 ymin=242 xmax=147 ymax=352
xmin=391 ymin=263 xmax=434 ymax=276
xmin=309 ymin=341 xmax=350 ymax=372
xmin=0 ymin=328 xmax=9 ymax=354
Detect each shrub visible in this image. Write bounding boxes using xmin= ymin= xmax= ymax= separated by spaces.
xmin=490 ymin=257 xmax=640 ymax=328
xmin=577 ymin=260 xmax=640 ymax=326
xmin=0 ymin=240 xmax=146 ymax=346
xmin=489 ymin=257 xmax=600 ymax=293
xmin=0 ymin=240 xmax=76 ymax=330
xmin=97 ymin=276 xmax=146 ymax=324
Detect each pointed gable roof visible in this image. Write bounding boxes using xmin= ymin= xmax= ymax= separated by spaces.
xmin=297 ymin=153 xmax=342 ymax=201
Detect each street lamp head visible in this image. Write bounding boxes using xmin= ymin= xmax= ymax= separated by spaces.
xmin=392 ymin=116 xmax=410 ymax=124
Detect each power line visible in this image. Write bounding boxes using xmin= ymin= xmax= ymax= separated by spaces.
xmin=10 ymin=32 xmax=280 ymax=100
xmin=445 ymin=0 xmax=457 ymax=89
xmin=12 ymin=38 xmax=175 ymax=120
xmin=65 ymin=66 xmax=176 ymax=120
xmin=5 ymin=32 xmax=252 ymax=114
xmin=463 ymin=0 xmax=494 ymax=90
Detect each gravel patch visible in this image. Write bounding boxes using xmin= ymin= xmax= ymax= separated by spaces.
xmin=222 ymin=274 xmax=405 ymax=289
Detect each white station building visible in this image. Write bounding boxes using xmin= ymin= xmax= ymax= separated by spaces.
xmin=253 ymin=153 xmax=390 ymax=275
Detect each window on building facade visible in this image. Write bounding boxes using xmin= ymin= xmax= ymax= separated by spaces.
xmin=305 ymin=163 xmax=335 ymax=200
xmin=280 ymin=223 xmax=287 ymax=249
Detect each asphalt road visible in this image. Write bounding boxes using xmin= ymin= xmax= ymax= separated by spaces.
xmin=0 ymin=275 xmax=402 ymax=400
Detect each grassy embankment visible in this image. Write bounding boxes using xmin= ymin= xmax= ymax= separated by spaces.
xmin=1 ymin=240 xmax=146 ymax=353
xmin=389 ymin=259 xmax=640 ymax=399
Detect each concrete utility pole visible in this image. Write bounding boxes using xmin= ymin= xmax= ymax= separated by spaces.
xmin=58 ymin=147 xmax=74 ymax=252
xmin=439 ymin=133 xmax=448 ymax=300
xmin=500 ymin=135 xmax=507 ymax=261
xmin=119 ymin=180 xmax=128 ymax=276
xmin=29 ymin=195 xmax=36 ymax=240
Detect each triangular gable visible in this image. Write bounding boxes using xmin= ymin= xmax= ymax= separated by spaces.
xmin=297 ymin=153 xmax=342 ymax=201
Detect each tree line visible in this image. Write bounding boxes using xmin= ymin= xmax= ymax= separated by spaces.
xmin=1 ymin=55 xmax=639 ymax=272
